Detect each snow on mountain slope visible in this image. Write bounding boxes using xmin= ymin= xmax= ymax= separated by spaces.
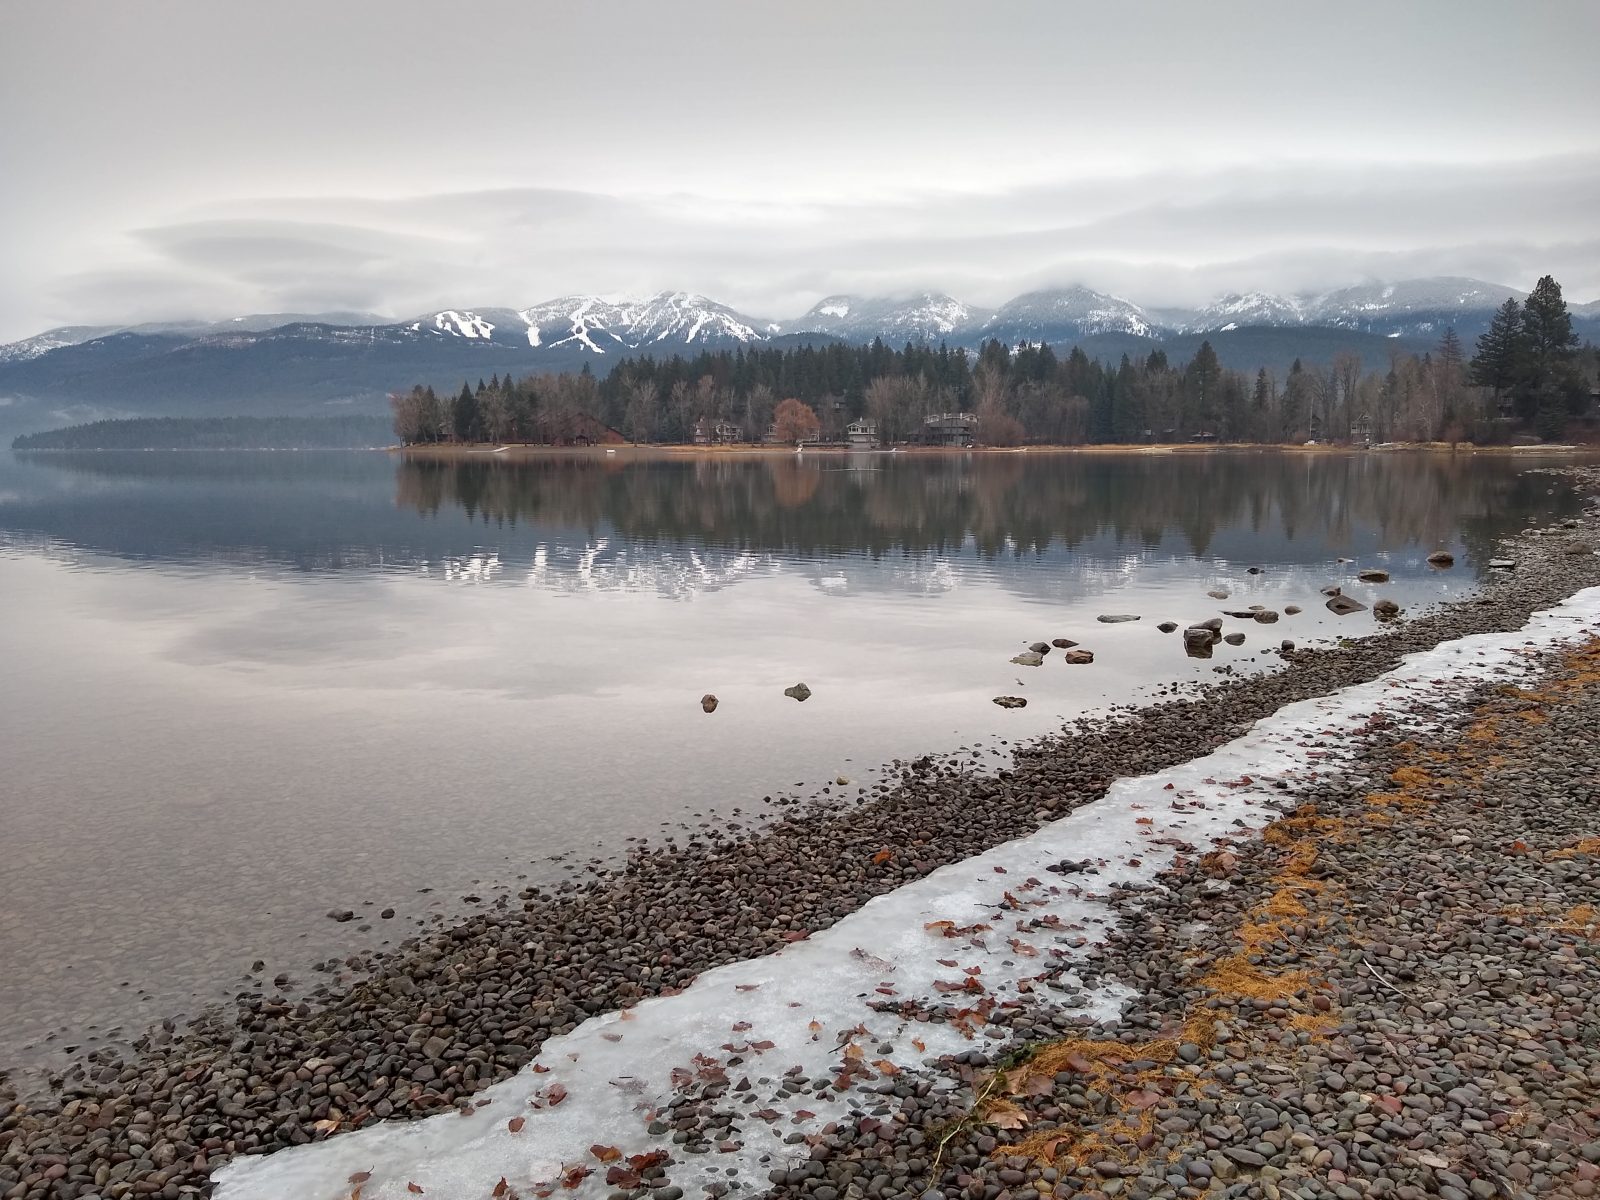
xmin=983 ymin=286 xmax=1155 ymax=340
xmin=518 ymin=292 xmax=768 ymax=354
xmin=788 ymin=292 xmax=990 ymax=343
xmin=428 ymin=309 xmax=496 ymax=339
xmin=1173 ymin=291 xmax=1308 ymax=332
xmin=1303 ymin=277 xmax=1520 ymax=335
xmin=0 ymin=326 xmax=116 ymax=364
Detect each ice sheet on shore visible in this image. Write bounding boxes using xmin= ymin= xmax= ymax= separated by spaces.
xmin=214 ymin=586 xmax=1600 ymax=1200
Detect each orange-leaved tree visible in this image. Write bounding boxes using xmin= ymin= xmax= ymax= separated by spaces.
xmin=772 ymin=398 xmax=820 ymax=446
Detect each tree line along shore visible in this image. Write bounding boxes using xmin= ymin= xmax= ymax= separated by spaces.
xmin=390 ymin=275 xmax=1599 ymax=450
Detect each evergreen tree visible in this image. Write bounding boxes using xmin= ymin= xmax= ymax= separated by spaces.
xmin=1469 ymin=298 xmax=1526 ymax=407
xmin=1251 ymin=369 xmax=1273 ymax=441
xmin=453 ymin=381 xmax=481 ymax=442
xmin=1519 ymin=275 xmax=1582 ymax=433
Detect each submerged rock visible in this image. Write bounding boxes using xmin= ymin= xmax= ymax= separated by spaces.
xmin=1427 ymin=550 xmax=1456 ymax=567
xmin=1206 ymin=589 xmax=1230 ymax=600
xmin=783 ymin=682 xmax=812 ymax=702
xmin=1373 ymin=598 xmax=1401 ymax=620
xmin=1010 ymin=651 xmax=1044 ymax=667
xmin=1326 ymin=594 xmax=1368 ymax=616
xmin=1223 ymin=632 xmax=1246 ymax=646
xmin=1253 ymin=610 xmax=1280 ymax=623
xmin=1357 ymin=568 xmax=1390 ymax=583
xmin=1096 ymin=614 xmax=1141 ymax=623
xmin=1284 ymin=604 xmax=1303 ymax=615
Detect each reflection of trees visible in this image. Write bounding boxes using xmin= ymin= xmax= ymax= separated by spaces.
xmin=392 ymin=451 xmax=1571 ymax=563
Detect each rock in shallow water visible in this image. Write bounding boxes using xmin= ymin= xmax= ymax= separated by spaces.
xmin=783 ymin=682 xmax=812 ymax=702
xmin=1010 ymin=651 xmax=1044 ymax=667
xmin=1327 ymin=594 xmax=1368 ymax=616
xmin=992 ymin=695 xmax=1027 ymax=708
xmin=700 ymin=694 xmax=719 ymax=713
xmin=1096 ymin=614 xmax=1141 ymax=623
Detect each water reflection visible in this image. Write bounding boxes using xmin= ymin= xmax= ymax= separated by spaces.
xmin=1 ymin=449 xmax=1577 ymax=584
xmin=0 ymin=447 xmax=1587 ymax=1087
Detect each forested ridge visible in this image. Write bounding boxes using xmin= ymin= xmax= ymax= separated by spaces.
xmin=392 ymin=276 xmax=1597 ymax=447
xmin=11 ymin=415 xmax=394 ymax=451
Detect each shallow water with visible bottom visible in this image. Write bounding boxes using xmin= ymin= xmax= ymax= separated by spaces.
xmin=0 ymin=446 xmax=1586 ymax=1083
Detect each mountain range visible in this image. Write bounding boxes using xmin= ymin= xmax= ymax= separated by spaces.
xmin=2 ymin=279 xmax=1596 ymax=434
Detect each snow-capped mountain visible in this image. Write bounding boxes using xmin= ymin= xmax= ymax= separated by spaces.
xmin=1161 ymin=292 xmax=1309 ymax=333
xmin=982 ymin=286 xmax=1156 ymax=343
xmin=787 ymin=292 xmax=990 ymax=343
xmin=1302 ymin=277 xmax=1521 ymax=337
xmin=0 ymin=325 xmax=116 ymax=364
xmin=1158 ymin=278 xmax=1525 ymax=337
xmin=519 ymin=292 xmax=771 ymax=353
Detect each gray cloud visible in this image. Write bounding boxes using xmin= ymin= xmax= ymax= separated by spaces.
xmin=2 ymin=0 xmax=1598 ymax=338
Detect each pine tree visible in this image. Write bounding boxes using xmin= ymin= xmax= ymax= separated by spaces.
xmin=453 ymin=381 xmax=481 ymax=443
xmin=1252 ymin=369 xmax=1273 ymax=441
xmin=1469 ymin=298 xmax=1526 ymax=408
xmin=1520 ymin=276 xmax=1582 ymax=434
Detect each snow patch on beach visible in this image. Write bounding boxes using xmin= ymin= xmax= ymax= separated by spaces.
xmin=214 ymin=587 xmax=1600 ymax=1200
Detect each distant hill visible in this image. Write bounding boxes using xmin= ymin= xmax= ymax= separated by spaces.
xmin=12 ymin=415 xmax=395 ymax=451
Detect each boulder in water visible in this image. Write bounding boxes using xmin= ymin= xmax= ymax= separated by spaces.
xmin=783 ymin=682 xmax=812 ymax=702
xmin=700 ymin=694 xmax=719 ymax=713
xmin=1326 ymin=594 xmax=1367 ymax=616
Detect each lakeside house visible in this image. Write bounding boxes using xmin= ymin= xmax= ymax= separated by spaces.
xmin=846 ymin=418 xmax=879 ymax=447
xmin=922 ymin=412 xmax=977 ymax=447
xmin=693 ymin=419 xmax=743 ymax=445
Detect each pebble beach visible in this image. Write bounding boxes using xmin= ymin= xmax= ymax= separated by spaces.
xmin=5 ymin=466 xmax=1600 ymax=1200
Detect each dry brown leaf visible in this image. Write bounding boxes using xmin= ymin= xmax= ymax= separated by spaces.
xmin=590 ymin=1144 xmax=621 ymax=1162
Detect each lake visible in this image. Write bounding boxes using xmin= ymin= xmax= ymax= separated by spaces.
xmin=0 ymin=446 xmax=1586 ymax=1084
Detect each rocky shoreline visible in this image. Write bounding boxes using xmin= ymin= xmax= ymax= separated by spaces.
xmin=4 ymin=468 xmax=1600 ymax=1200
xmin=758 ymin=625 xmax=1600 ymax=1200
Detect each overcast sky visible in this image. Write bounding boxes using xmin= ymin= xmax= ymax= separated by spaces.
xmin=1 ymin=0 xmax=1597 ymax=340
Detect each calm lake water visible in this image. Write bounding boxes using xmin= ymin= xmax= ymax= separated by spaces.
xmin=0 ymin=447 xmax=1586 ymax=1082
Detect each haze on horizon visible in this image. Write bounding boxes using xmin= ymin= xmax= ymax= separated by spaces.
xmin=1 ymin=0 xmax=1597 ymax=342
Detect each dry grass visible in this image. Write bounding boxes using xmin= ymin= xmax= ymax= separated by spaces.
xmin=1550 ymin=837 xmax=1600 ymax=860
